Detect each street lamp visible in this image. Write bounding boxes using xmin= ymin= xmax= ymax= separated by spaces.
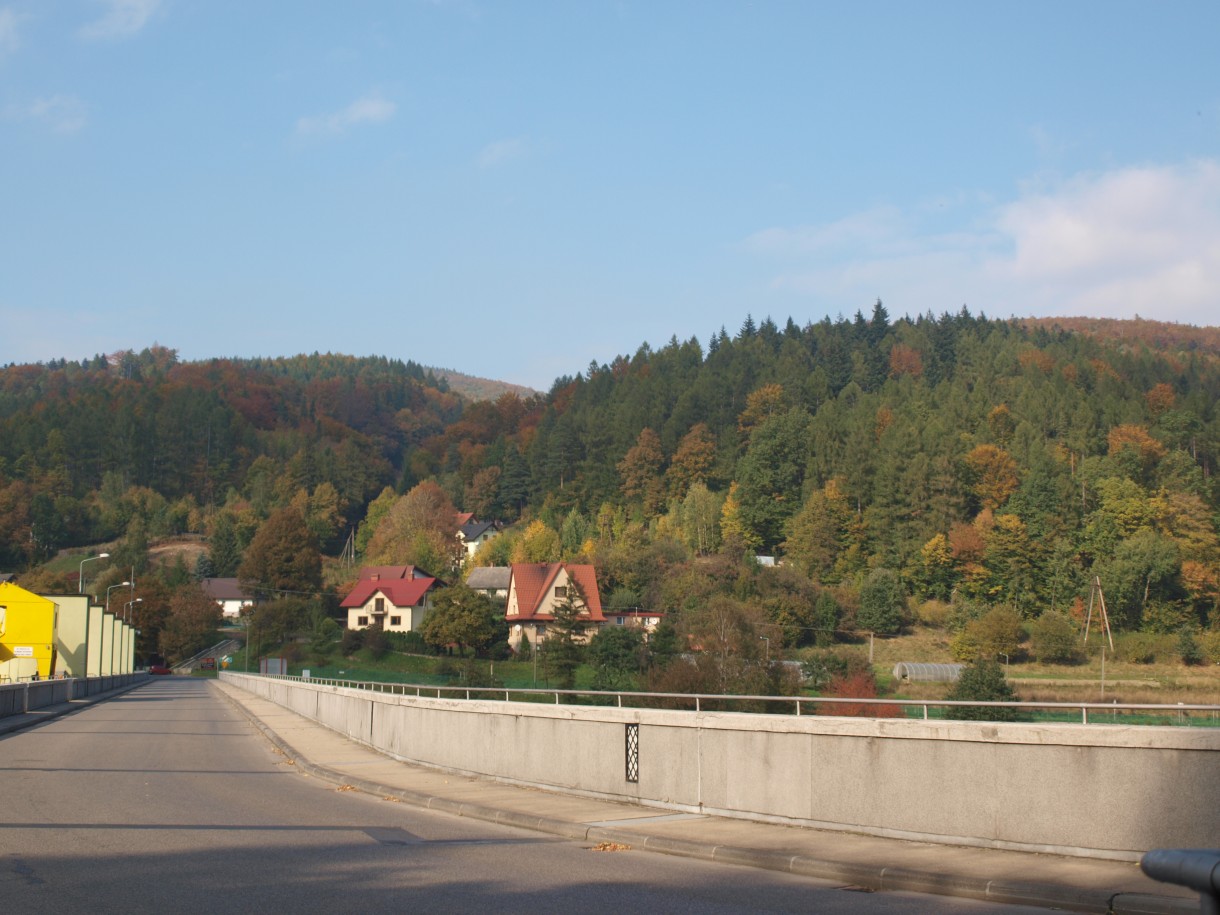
xmin=759 ymin=635 xmax=770 ymax=662
xmin=106 ymin=581 xmax=131 ymax=614
xmin=79 ymin=552 xmax=110 ymax=594
xmin=124 ymin=598 xmax=143 ymax=623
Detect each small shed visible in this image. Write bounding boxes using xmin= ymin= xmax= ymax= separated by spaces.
xmin=892 ymin=662 xmax=964 ymax=683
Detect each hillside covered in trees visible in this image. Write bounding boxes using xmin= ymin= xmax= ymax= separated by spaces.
xmin=3 ymin=308 xmax=1219 ymax=664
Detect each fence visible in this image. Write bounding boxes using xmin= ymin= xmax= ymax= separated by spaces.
xmin=222 ymin=671 xmax=1220 ymax=859
xmin=271 ymin=674 xmax=1220 ymax=726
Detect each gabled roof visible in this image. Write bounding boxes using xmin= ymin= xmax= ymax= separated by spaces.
xmin=509 ymin=563 xmax=603 ymax=621
xmin=341 ymin=576 xmax=437 ymax=609
xmin=466 ymin=566 xmax=511 ymax=591
xmin=455 ymin=512 xmax=475 ymax=527
xmin=358 ymin=565 xmax=421 ymax=581
xmin=201 ymin=578 xmax=254 ymax=602
xmin=459 ymin=519 xmax=501 ymax=541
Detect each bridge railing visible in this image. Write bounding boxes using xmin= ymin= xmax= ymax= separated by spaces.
xmin=254 ymin=674 xmax=1220 ymax=726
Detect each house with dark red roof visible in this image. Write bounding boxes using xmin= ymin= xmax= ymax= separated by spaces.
xmin=505 ymin=562 xmax=604 ymax=652
xmin=340 ymin=565 xmax=441 ymax=633
xmin=200 ymin=578 xmax=256 ymax=619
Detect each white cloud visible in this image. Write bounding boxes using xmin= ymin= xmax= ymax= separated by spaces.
xmin=13 ymin=94 xmax=88 ymax=133
xmin=0 ymin=8 xmax=21 ymax=57
xmin=478 ymin=137 xmax=526 ymax=169
xmin=296 ymin=94 xmax=395 ymax=136
xmin=79 ymin=0 xmax=161 ymax=40
xmin=747 ymin=160 xmax=1220 ymax=326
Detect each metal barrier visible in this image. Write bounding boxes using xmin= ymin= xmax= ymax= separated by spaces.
xmin=260 ymin=675 xmax=1220 ymax=725
xmin=1141 ymin=849 xmax=1220 ymax=914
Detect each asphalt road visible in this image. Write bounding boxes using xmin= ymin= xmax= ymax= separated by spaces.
xmin=0 ymin=679 xmax=1055 ymax=914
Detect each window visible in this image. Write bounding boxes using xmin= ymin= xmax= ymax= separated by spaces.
xmin=357 ymin=616 xmax=368 ymax=627
xmin=616 ymin=617 xmax=625 ymax=625
xmin=389 ymin=616 xmax=401 ymax=627
xmin=374 ymin=597 xmax=385 ymax=613
xmin=554 ymin=585 xmax=567 ymax=599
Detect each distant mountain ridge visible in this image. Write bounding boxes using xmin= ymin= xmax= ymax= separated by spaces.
xmin=428 ymin=367 xmax=539 ymax=401
xmin=1020 ymin=316 xmax=1220 ymax=357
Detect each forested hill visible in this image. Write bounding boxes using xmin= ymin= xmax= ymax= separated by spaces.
xmin=0 ymin=349 xmax=464 ymax=565
xmin=2 ymin=310 xmax=1218 ymax=636
xmin=415 ymin=306 xmax=1219 ymax=633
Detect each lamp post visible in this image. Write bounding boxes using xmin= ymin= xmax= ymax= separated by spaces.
xmin=79 ymin=552 xmax=110 ymax=595
xmin=759 ymin=635 xmax=770 ymax=662
xmin=124 ymin=598 xmax=143 ymax=623
xmin=106 ymin=581 xmax=131 ymax=614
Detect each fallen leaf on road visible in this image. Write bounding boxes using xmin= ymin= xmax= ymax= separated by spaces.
xmin=336 ymin=785 xmax=357 ymax=792
xmin=590 ymin=842 xmax=631 ymax=852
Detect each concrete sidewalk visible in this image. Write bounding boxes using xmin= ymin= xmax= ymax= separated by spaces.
xmin=211 ymin=680 xmax=1199 ymax=915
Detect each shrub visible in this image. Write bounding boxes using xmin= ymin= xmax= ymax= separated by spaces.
xmin=916 ymin=600 xmax=952 ymax=628
xmin=363 ymin=626 xmax=388 ymax=660
xmin=1117 ymin=632 xmax=1161 ymax=664
xmin=340 ymin=627 xmax=363 ymax=655
xmin=1028 ymin=611 xmax=1083 ymax=664
xmin=822 ymin=670 xmax=903 ymax=718
xmin=385 ymin=630 xmax=428 ymax=654
xmin=945 ymin=659 xmax=1019 ymax=721
xmin=801 ymin=648 xmax=871 ymax=691
xmin=1199 ymin=630 xmax=1220 ymax=665
xmin=947 ymin=597 xmax=987 ymax=633
xmin=950 ymin=606 xmax=1025 ymax=661
xmin=1177 ymin=627 xmax=1203 ymax=666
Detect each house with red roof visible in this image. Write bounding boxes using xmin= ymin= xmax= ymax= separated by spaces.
xmin=505 ymin=562 xmax=604 ymax=652
xmin=340 ymin=565 xmax=441 ymax=633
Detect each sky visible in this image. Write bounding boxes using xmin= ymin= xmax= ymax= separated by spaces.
xmin=2 ymin=1 xmax=1218 ymax=390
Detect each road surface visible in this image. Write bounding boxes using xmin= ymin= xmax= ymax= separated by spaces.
xmin=0 ymin=678 xmax=1054 ymax=914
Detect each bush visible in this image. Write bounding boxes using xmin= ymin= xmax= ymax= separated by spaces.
xmin=947 ymin=597 xmax=987 ymax=633
xmin=340 ymin=627 xmax=363 ymax=655
xmin=801 ymin=648 xmax=871 ymax=691
xmin=950 ymin=606 xmax=1025 ymax=662
xmin=1177 ymin=627 xmax=1203 ymax=666
xmin=822 ymin=670 xmax=902 ymax=718
xmin=363 ymin=626 xmax=388 ymax=660
xmin=1117 ymin=632 xmax=1161 ymax=664
xmin=1199 ymin=630 xmax=1220 ymax=665
xmin=385 ymin=630 xmax=429 ymax=654
xmin=916 ymin=600 xmax=952 ymax=628
xmin=945 ymin=659 xmax=1019 ymax=721
xmin=1028 ymin=611 xmax=1083 ymax=664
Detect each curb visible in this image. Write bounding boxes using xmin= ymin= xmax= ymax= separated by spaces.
xmin=215 ymin=685 xmax=1198 ymax=915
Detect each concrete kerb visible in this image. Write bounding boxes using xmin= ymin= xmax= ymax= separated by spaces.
xmin=215 ymin=686 xmax=1199 ymax=915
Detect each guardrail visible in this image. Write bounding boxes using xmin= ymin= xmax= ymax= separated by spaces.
xmin=264 ymin=675 xmax=1220 ymax=725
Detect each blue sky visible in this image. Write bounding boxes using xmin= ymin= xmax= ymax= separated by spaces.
xmin=2 ymin=1 xmax=1218 ymax=390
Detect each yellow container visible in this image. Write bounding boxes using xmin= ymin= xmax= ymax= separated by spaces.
xmin=0 ymin=582 xmax=58 ymax=681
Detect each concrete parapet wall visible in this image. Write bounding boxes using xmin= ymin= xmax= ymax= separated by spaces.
xmin=0 ymin=673 xmax=148 ymax=718
xmin=221 ymin=673 xmax=1220 ymax=860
